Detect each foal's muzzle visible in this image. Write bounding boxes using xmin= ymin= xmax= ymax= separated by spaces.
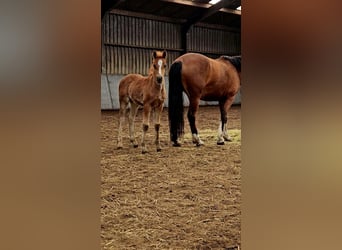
xmin=156 ymin=76 xmax=163 ymax=84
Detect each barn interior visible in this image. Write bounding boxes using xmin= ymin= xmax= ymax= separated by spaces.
xmin=101 ymin=0 xmax=241 ymax=109
xmin=101 ymin=2 xmax=242 ymax=249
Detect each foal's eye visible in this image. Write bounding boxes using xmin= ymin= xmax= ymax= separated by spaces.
xmin=163 ymin=64 xmax=167 ymax=68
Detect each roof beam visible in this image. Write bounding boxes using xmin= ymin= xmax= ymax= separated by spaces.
xmin=102 ymin=0 xmax=126 ymax=19
xmin=183 ymin=0 xmax=237 ymax=32
xmin=220 ymin=8 xmax=241 ymax=15
xmin=109 ymin=9 xmax=186 ymax=23
xmin=162 ymin=0 xmax=241 ymax=15
xmin=162 ymin=0 xmax=212 ymax=8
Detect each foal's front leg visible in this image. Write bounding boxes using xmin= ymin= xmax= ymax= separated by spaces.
xmin=154 ymin=105 xmax=163 ymax=152
xmin=141 ymin=104 xmax=151 ymax=154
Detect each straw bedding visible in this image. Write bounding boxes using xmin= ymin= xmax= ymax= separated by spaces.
xmin=101 ymin=106 xmax=241 ymax=249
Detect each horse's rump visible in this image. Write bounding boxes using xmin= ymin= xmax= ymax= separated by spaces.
xmin=221 ymin=55 xmax=241 ymax=72
xmin=177 ymin=54 xmax=240 ymax=100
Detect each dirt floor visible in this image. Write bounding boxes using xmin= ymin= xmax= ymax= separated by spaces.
xmin=101 ymin=105 xmax=241 ymax=249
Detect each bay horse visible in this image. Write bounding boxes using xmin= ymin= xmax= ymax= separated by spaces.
xmin=117 ymin=50 xmax=167 ymax=153
xmin=168 ymin=53 xmax=241 ymax=146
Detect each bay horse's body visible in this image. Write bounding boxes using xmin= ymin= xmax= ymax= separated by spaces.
xmin=117 ymin=50 xmax=167 ymax=153
xmin=168 ymin=53 xmax=241 ymax=146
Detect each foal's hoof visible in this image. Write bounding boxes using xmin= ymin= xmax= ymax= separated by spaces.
xmin=157 ymin=148 xmax=162 ymax=152
xmin=142 ymin=150 xmax=147 ymax=154
xmin=172 ymin=141 xmax=181 ymax=147
xmin=217 ymin=141 xmax=225 ymax=145
xmin=117 ymin=146 xmax=123 ymax=149
xmin=130 ymin=140 xmax=139 ymax=148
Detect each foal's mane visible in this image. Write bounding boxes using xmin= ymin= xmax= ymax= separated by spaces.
xmin=221 ymin=55 xmax=241 ymax=72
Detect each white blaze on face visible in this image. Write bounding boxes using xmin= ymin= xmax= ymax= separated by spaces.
xmin=158 ymin=59 xmax=163 ymax=75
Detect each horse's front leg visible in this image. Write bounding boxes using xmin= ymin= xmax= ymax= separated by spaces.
xmin=188 ymin=98 xmax=204 ymax=146
xmin=141 ymin=104 xmax=151 ymax=154
xmin=154 ymin=105 xmax=163 ymax=152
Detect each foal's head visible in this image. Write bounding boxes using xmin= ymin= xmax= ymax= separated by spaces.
xmin=151 ymin=50 xmax=167 ymax=85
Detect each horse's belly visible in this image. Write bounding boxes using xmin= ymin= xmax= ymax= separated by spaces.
xmin=201 ymin=95 xmax=221 ymax=102
xmin=200 ymin=87 xmax=225 ymax=101
xmin=200 ymin=82 xmax=238 ymax=101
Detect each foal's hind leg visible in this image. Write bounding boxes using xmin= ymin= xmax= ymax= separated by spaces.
xmin=188 ymin=98 xmax=204 ymax=146
xmin=128 ymin=102 xmax=139 ymax=148
xmin=217 ymin=96 xmax=235 ymax=145
xmin=117 ymin=99 xmax=128 ymax=149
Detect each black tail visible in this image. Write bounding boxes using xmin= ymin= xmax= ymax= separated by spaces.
xmin=168 ymin=61 xmax=184 ymax=143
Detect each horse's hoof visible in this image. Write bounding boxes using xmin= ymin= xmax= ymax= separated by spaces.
xmin=142 ymin=150 xmax=147 ymax=154
xmin=172 ymin=142 xmax=181 ymax=147
xmin=224 ymin=137 xmax=232 ymax=142
xmin=133 ymin=144 xmax=139 ymax=148
xmin=117 ymin=146 xmax=123 ymax=149
xmin=157 ymin=148 xmax=162 ymax=152
xmin=217 ymin=141 xmax=225 ymax=145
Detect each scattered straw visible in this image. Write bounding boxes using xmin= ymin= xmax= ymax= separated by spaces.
xmin=101 ymin=106 xmax=241 ymax=249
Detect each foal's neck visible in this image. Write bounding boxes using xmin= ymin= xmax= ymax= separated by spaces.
xmin=151 ymin=76 xmax=164 ymax=91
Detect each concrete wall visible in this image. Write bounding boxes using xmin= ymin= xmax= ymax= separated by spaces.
xmin=101 ymin=74 xmax=241 ymax=110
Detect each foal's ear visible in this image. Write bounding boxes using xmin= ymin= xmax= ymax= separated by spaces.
xmin=162 ymin=50 xmax=167 ymax=58
xmin=152 ymin=51 xmax=157 ymax=59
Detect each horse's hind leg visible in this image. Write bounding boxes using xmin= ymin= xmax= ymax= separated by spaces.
xmin=117 ymin=99 xmax=128 ymax=149
xmin=217 ymin=96 xmax=235 ymax=145
xmin=154 ymin=105 xmax=163 ymax=152
xmin=188 ymin=98 xmax=204 ymax=146
xmin=128 ymin=102 xmax=139 ymax=148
